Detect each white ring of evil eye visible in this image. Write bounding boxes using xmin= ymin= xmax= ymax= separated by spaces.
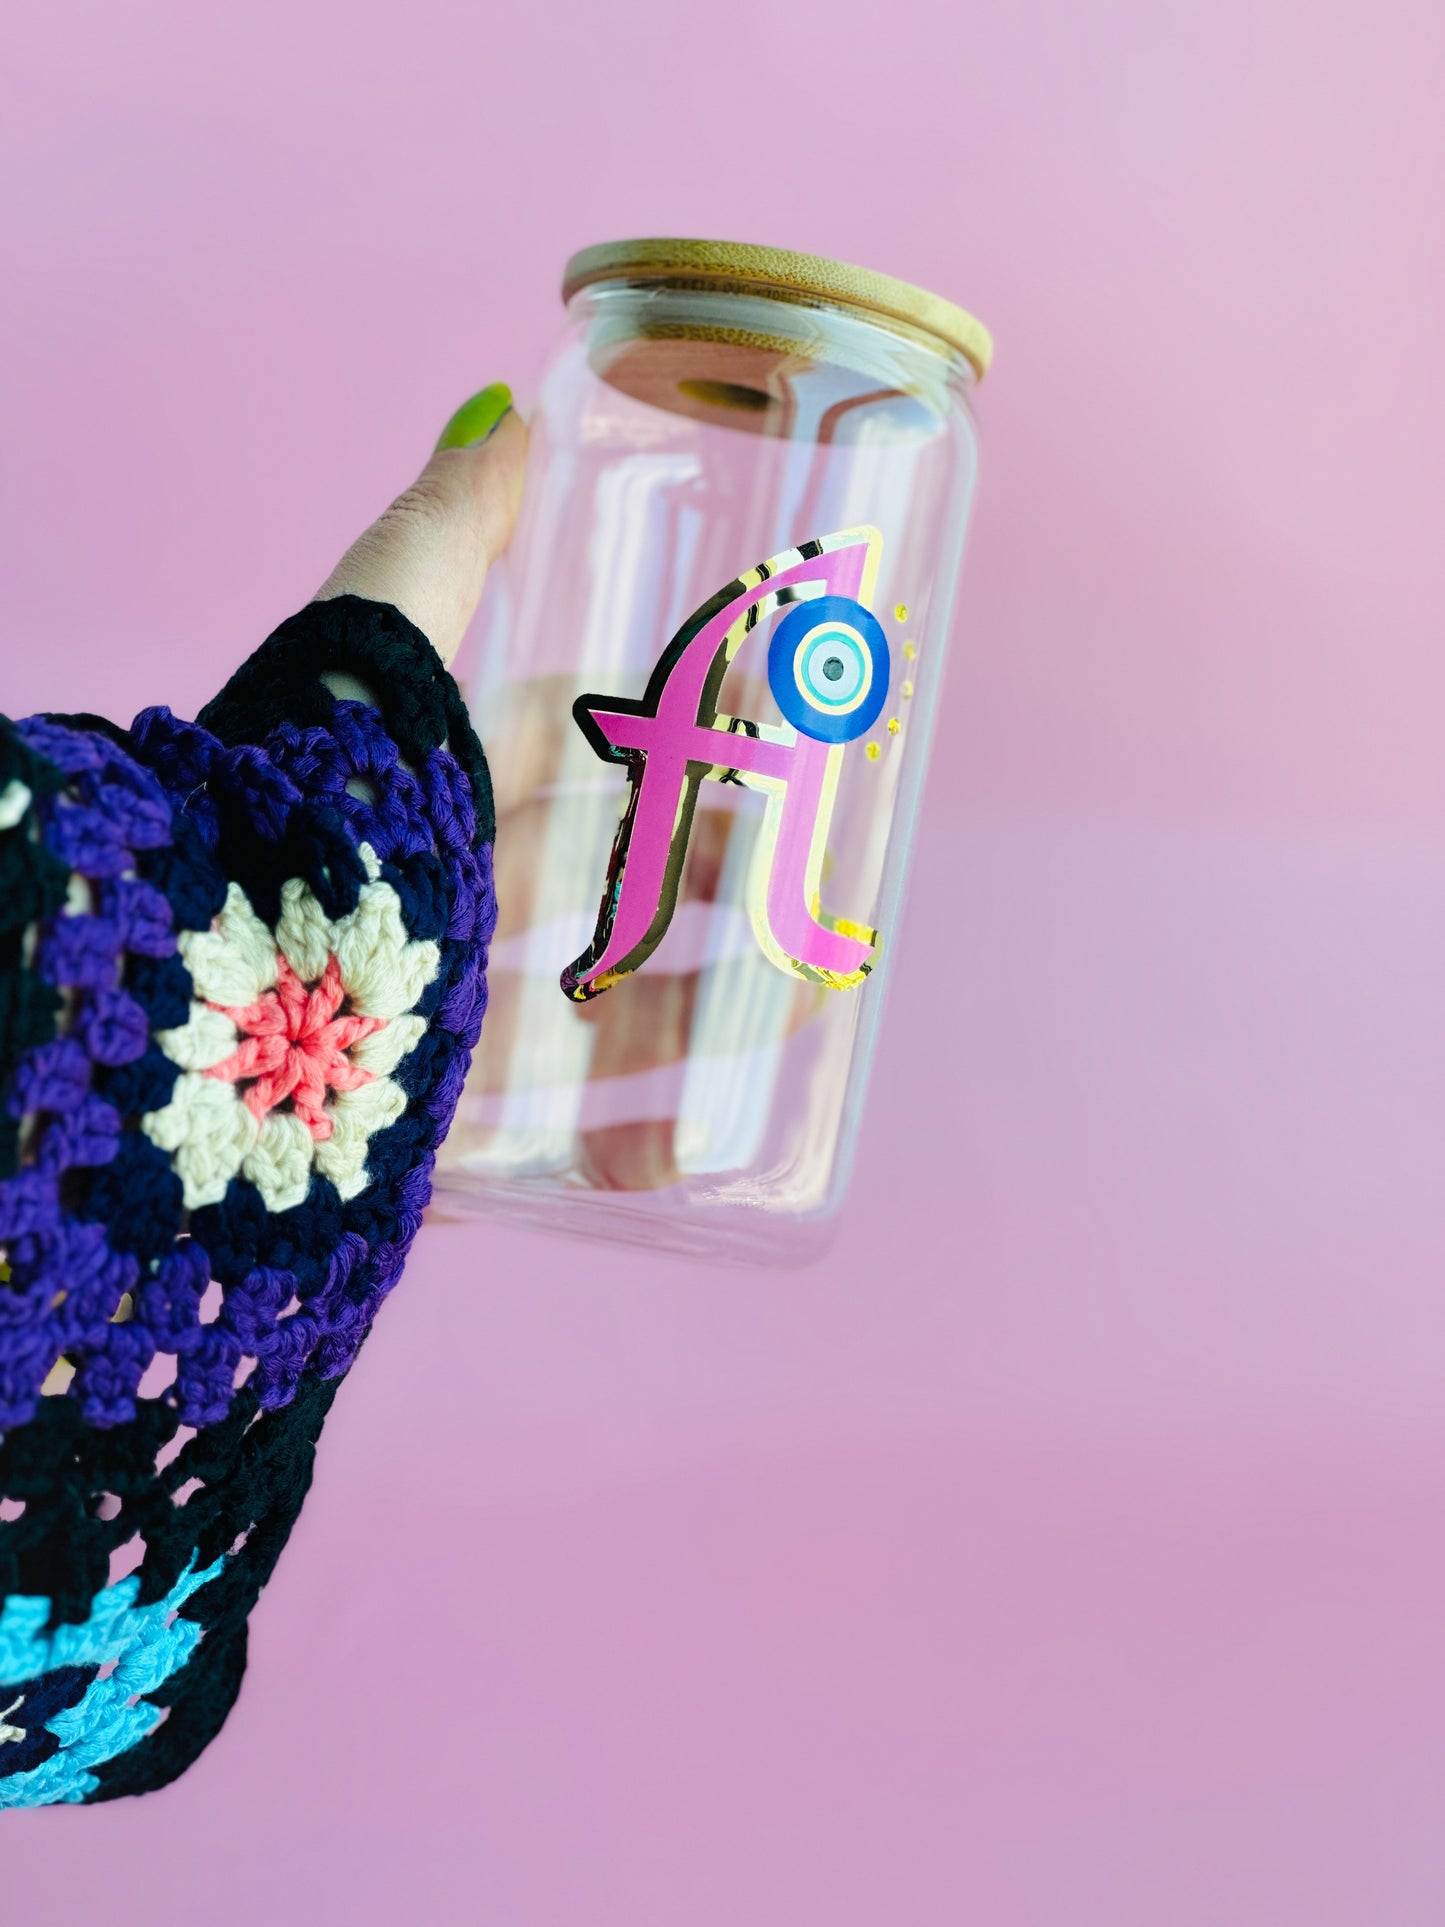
xmin=792 ymin=622 xmax=874 ymax=716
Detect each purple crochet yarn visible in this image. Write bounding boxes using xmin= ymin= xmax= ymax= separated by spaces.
xmin=0 ymin=723 xmax=172 ymax=1428
xmin=1 ymin=596 xmax=497 ymax=1809
xmin=0 ymin=699 xmax=493 ymax=1433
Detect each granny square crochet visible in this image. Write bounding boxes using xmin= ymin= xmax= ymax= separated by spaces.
xmin=0 ymin=598 xmax=494 ymax=1803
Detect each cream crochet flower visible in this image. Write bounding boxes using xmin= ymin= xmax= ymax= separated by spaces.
xmin=143 ymin=844 xmax=439 ymax=1212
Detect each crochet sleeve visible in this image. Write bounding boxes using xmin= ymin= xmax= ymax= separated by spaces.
xmin=0 ymin=597 xmax=495 ymax=1804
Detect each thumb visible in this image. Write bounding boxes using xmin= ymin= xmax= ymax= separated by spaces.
xmin=314 ymin=382 xmax=527 ymax=667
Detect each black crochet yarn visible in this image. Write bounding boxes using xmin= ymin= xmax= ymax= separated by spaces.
xmin=87 ymin=1373 xmax=341 ymax=1801
xmin=0 ymin=720 xmax=69 ymax=1180
xmin=198 ymin=594 xmax=495 ymax=843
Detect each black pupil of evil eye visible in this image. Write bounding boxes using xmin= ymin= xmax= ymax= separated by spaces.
xmin=822 ymin=656 xmax=845 ymax=681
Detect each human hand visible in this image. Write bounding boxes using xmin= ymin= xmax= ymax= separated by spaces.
xmin=316 ymin=380 xmax=527 ymax=666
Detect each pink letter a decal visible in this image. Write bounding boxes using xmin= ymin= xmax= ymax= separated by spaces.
xmin=562 ymin=528 xmax=885 ymax=1002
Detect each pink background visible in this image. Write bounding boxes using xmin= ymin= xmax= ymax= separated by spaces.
xmin=3 ymin=1 xmax=1443 ymax=1919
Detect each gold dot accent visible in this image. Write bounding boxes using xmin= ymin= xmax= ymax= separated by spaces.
xmin=901 ymin=679 xmax=915 ymax=699
xmin=894 ymin=603 xmax=909 ymax=623
xmin=887 ymin=717 xmax=901 ymax=735
xmin=903 ymin=641 xmax=917 ymax=661
xmin=865 ymin=741 xmax=881 ymax=761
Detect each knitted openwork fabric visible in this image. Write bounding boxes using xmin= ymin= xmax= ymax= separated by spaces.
xmin=0 ymin=597 xmax=495 ymax=1804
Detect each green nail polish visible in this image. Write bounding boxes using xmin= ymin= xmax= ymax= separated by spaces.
xmin=436 ymin=382 xmax=513 ymax=450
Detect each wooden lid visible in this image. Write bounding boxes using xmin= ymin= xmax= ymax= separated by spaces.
xmin=562 ymin=237 xmax=992 ymax=380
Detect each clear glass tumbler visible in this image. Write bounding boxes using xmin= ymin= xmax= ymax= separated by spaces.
xmin=435 ymin=238 xmax=991 ymax=1259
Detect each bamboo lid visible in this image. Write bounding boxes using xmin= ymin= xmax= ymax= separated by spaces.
xmin=562 ymin=237 xmax=992 ymax=380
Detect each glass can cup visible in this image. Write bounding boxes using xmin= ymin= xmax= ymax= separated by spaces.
xmin=435 ymin=238 xmax=991 ymax=1260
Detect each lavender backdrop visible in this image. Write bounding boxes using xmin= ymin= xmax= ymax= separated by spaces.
xmin=3 ymin=1 xmax=1443 ymax=1920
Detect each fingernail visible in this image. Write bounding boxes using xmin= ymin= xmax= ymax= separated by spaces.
xmin=436 ymin=382 xmax=513 ymax=451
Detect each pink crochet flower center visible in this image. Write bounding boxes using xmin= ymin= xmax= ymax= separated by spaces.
xmin=204 ymin=952 xmax=384 ymax=1140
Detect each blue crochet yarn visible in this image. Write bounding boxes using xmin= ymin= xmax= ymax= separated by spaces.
xmin=0 ymin=1557 xmax=225 ymax=1807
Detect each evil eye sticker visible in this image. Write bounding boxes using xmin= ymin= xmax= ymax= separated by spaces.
xmin=767 ymin=596 xmax=891 ymax=744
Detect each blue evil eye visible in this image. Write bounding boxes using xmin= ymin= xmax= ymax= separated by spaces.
xmin=766 ymin=596 xmax=891 ymax=744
